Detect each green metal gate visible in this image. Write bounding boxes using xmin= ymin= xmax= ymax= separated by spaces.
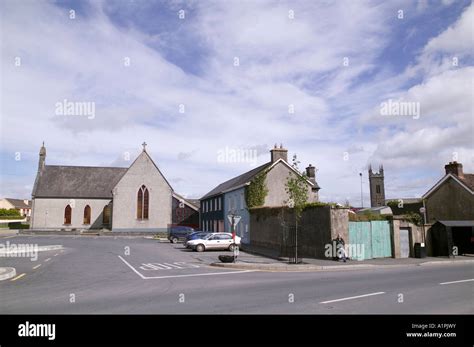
xmin=349 ymin=221 xmax=392 ymax=260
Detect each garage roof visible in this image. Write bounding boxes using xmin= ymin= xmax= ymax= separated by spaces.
xmin=437 ymin=220 xmax=474 ymax=227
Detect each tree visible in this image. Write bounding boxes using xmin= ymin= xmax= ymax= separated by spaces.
xmin=284 ymin=154 xmax=309 ymax=263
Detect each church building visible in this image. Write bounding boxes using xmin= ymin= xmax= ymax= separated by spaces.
xmin=30 ymin=142 xmax=193 ymax=232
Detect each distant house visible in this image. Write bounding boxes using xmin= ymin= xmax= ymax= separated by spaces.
xmin=422 ymin=161 xmax=474 ymax=223
xmin=356 ymin=206 xmax=393 ymax=216
xmin=385 ymin=198 xmax=423 ymax=216
xmin=172 ymin=193 xmax=200 ymax=229
xmin=0 ymin=198 xmax=32 ymax=217
xmin=200 ymin=144 xmax=320 ymax=244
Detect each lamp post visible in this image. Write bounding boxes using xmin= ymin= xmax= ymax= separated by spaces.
xmin=359 ymin=172 xmax=363 ymax=208
xmin=419 ymin=206 xmax=426 ymax=245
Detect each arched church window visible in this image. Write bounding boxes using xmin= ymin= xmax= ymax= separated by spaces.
xmin=137 ymin=185 xmax=149 ymax=220
xmin=64 ymin=205 xmax=72 ymax=225
xmin=83 ymin=205 xmax=91 ymax=225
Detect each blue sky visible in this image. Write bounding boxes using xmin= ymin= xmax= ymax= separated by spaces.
xmin=1 ymin=0 xmax=473 ymax=205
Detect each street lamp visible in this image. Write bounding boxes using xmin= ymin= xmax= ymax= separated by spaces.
xmin=419 ymin=206 xmax=426 ymax=245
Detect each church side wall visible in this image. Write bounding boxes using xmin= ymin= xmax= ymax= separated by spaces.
xmin=31 ymin=198 xmax=111 ymax=230
xmin=111 ymin=153 xmax=172 ymax=232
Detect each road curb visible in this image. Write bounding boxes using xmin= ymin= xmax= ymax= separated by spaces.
xmin=419 ymin=259 xmax=474 ymax=266
xmin=211 ymin=259 xmax=474 ymax=272
xmin=0 ymin=267 xmax=16 ymax=281
xmin=210 ymin=262 xmax=377 ymax=272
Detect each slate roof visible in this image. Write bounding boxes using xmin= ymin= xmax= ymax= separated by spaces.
xmin=201 ymin=162 xmax=272 ymax=199
xmin=33 ymin=165 xmax=128 ymax=199
xmin=4 ymin=198 xmax=31 ymax=209
xmin=459 ymin=174 xmax=474 ymax=191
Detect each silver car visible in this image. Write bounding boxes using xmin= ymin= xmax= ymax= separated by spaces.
xmin=187 ymin=233 xmax=241 ymax=252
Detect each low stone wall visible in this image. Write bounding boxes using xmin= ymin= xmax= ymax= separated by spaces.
xmin=249 ymin=206 xmax=349 ymax=259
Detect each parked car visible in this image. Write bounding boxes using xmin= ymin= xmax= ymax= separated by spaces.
xmin=187 ymin=232 xmax=241 ymax=252
xmin=168 ymin=226 xmax=195 ymax=243
xmin=184 ymin=231 xmax=211 ymax=248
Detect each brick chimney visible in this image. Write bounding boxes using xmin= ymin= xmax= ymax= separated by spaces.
xmin=445 ymin=161 xmax=464 ymax=178
xmin=270 ymin=143 xmax=288 ymax=163
xmin=306 ymin=164 xmax=316 ymax=182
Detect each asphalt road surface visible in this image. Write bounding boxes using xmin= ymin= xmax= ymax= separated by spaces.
xmin=1 ymin=235 xmax=473 ymax=314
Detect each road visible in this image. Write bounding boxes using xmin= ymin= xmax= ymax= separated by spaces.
xmin=0 ymin=235 xmax=473 ymax=314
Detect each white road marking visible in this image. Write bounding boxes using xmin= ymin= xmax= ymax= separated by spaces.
xmin=175 ymin=261 xmax=200 ymax=268
xmin=54 ymin=253 xmax=59 ymax=257
xmin=320 ymin=292 xmax=385 ymax=304
xmin=118 ymin=256 xmax=146 ymax=279
xmin=45 ymin=258 xmax=51 ymax=262
xmin=163 ymin=262 xmax=183 ymax=269
xmin=439 ymin=279 xmax=474 ymax=285
xmin=33 ymin=264 xmax=42 ymax=270
xmin=118 ymin=256 xmax=255 ymax=280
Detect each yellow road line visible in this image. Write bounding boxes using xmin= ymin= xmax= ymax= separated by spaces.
xmin=10 ymin=273 xmax=26 ymax=281
xmin=33 ymin=264 xmax=42 ymax=270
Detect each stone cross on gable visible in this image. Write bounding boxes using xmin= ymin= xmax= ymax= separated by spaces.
xmin=142 ymin=142 xmax=147 ymax=151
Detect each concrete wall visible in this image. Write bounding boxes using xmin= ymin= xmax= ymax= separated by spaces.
xmin=264 ymin=162 xmax=317 ymax=207
xmin=112 ymin=151 xmax=172 ymax=231
xmin=31 ymin=198 xmax=111 ymax=230
xmin=391 ymin=218 xmax=424 ymax=258
xmin=223 ymin=187 xmax=250 ymax=244
xmin=248 ymin=206 xmax=349 ymax=259
xmin=425 ymin=177 xmax=474 ymax=223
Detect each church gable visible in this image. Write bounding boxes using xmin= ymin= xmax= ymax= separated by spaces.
xmin=111 ymin=148 xmax=173 ymax=231
xmin=113 ymin=149 xmax=173 ymax=193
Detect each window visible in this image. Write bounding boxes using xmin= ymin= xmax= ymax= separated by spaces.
xmin=64 ymin=205 xmax=72 ymax=225
xmin=376 ymin=185 xmax=381 ymax=194
xmin=103 ymin=205 xmax=111 ymax=225
xmin=83 ymin=205 xmax=91 ymax=225
xmin=137 ymin=185 xmax=149 ymax=220
xmin=217 ymin=197 xmax=221 ymax=210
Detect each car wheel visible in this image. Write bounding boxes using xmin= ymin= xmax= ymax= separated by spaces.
xmin=196 ymin=244 xmax=205 ymax=252
xmin=171 ymin=237 xmax=178 ymax=244
xmin=228 ymin=244 xmax=235 ymax=252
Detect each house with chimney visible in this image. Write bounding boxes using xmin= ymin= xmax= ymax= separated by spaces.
xmin=200 ymin=144 xmax=320 ymax=245
xmin=422 ymin=161 xmax=474 ymax=256
xmin=0 ymin=198 xmax=32 ymax=217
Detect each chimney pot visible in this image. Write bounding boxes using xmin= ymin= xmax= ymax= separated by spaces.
xmin=270 ymin=144 xmax=288 ymax=163
xmin=445 ymin=161 xmax=464 ymax=178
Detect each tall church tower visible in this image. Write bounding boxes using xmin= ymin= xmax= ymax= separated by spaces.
xmin=369 ymin=164 xmax=385 ymax=207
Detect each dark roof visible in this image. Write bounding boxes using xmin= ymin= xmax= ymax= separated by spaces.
xmin=201 ymin=162 xmax=272 ymax=199
xmin=4 ymin=198 xmax=31 ymax=209
xmin=459 ymin=174 xmax=474 ymax=191
xmin=437 ymin=220 xmax=474 ymax=227
xmin=33 ymin=165 xmax=127 ymax=199
xmin=385 ymin=198 xmax=422 ymax=204
xmin=172 ymin=193 xmax=200 ymax=210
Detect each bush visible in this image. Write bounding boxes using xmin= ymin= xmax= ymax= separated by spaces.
xmin=0 ymin=208 xmax=22 ymax=217
xmin=349 ymin=211 xmax=392 ymax=221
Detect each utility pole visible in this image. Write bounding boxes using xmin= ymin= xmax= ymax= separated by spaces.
xmin=359 ymin=172 xmax=363 ymax=208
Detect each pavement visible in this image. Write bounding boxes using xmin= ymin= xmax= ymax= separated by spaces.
xmin=0 ymin=233 xmax=473 ymax=314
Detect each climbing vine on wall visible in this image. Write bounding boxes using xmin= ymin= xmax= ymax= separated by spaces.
xmin=245 ymin=171 xmax=269 ymax=208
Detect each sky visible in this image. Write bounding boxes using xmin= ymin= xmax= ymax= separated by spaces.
xmin=0 ymin=0 xmax=473 ymax=206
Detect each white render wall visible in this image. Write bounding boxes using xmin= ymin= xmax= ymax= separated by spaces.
xmin=111 ymin=151 xmax=172 ymax=231
xmin=31 ymin=198 xmax=111 ymax=229
xmin=264 ymin=161 xmax=317 ymax=206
